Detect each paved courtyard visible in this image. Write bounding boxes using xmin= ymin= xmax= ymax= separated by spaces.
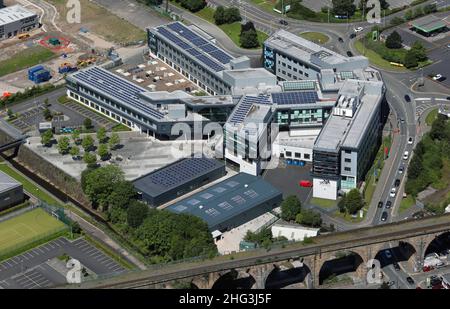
xmin=26 ymin=131 xmax=218 ymax=180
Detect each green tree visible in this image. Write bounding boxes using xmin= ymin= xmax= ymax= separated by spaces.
xmin=109 ymin=132 xmax=120 ymax=150
xmin=82 ymin=135 xmax=94 ymax=152
xmin=240 ymin=28 xmax=259 ymax=49
xmin=70 ymin=221 xmax=82 ymax=234
xmin=96 ymin=127 xmax=107 ymax=143
xmin=390 ymin=17 xmax=404 ymax=27
xmin=57 ymin=136 xmax=70 ymax=154
xmin=280 ymin=195 xmax=302 ymax=222
xmin=295 ymin=210 xmax=322 ymax=227
xmin=83 ymin=152 xmax=97 ymax=168
xmin=430 ymin=114 xmax=447 ymax=141
xmin=41 ymin=129 xmax=53 ymax=147
xmin=82 ymin=165 xmax=125 ymax=209
xmin=332 ymin=0 xmax=356 ymax=17
xmin=83 ymin=118 xmax=93 ymax=129
xmin=385 ymin=31 xmax=402 ymax=49
xmin=410 ymin=41 xmax=427 ymax=62
xmin=414 ymin=6 xmax=423 ymax=18
xmin=407 ymin=153 xmax=423 ymax=180
xmin=423 ymin=3 xmax=437 ymax=14
xmin=244 ymin=227 xmax=273 ymax=246
xmin=107 ymin=181 xmax=137 ymax=210
xmin=71 ymin=129 xmax=81 ymax=144
xmin=213 ymin=6 xmax=226 ymax=25
xmin=224 ymin=7 xmax=241 ymax=23
xmin=404 ymin=49 xmax=418 ymax=68
xmin=70 ymin=145 xmax=80 ymax=158
xmin=127 ymin=200 xmax=149 ymax=228
xmin=404 ymin=9 xmax=413 ymax=20
xmin=97 ymin=143 xmax=109 ymax=160
xmin=7 ymin=109 xmax=14 ymax=119
xmin=338 ymin=195 xmax=347 ymax=213
xmin=43 ymin=108 xmax=52 ymax=120
xmin=344 ymin=189 xmax=364 ymax=214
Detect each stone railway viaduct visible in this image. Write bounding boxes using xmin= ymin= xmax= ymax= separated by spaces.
xmin=70 ymin=214 xmax=450 ymax=289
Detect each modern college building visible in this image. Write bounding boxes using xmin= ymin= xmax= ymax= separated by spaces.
xmin=133 ymin=157 xmax=226 ymax=207
xmin=312 ymin=78 xmax=388 ymax=200
xmin=166 ymin=173 xmax=283 ymax=233
xmin=263 ymin=29 xmax=369 ymax=81
xmin=0 ymin=5 xmax=39 ymax=40
xmin=0 ymin=171 xmax=24 ymax=211
xmin=147 ymin=22 xmax=275 ymax=95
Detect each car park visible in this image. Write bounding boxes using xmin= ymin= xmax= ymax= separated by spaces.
xmin=403 ymin=151 xmax=409 ymax=160
xmin=404 ymin=95 xmax=411 ymax=102
xmin=385 ymin=201 xmax=392 ymax=209
xmin=378 ymin=201 xmax=383 ymax=208
xmin=381 ymin=211 xmax=388 ymax=221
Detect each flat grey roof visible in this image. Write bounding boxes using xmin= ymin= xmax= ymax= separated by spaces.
xmin=0 ymin=171 xmax=21 ymax=194
xmin=265 ymin=29 xmax=348 ymax=66
xmin=314 ymin=114 xmax=351 ymax=152
xmin=133 ymin=157 xmax=225 ymax=198
xmin=411 ymin=15 xmax=447 ymax=32
xmin=0 ymin=5 xmax=37 ymax=27
xmin=166 ymin=173 xmax=282 ymax=230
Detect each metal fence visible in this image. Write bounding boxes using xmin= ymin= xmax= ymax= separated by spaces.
xmin=37 ymin=201 xmax=73 ymax=226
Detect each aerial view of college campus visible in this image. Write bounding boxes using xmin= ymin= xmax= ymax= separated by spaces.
xmin=0 ymin=0 xmax=449 ymax=294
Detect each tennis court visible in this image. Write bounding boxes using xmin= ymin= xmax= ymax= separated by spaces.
xmin=0 ymin=208 xmax=66 ymax=254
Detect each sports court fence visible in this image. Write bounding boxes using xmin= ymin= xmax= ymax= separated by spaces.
xmin=37 ymin=201 xmax=73 ymax=226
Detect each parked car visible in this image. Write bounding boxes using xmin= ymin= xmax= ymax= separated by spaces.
xmin=347 ymin=51 xmax=353 ymax=57
xmin=299 ymin=180 xmax=313 ymax=187
xmin=338 ymin=37 xmax=344 ymax=42
xmin=378 ymin=201 xmax=384 ymax=208
xmin=349 ymin=33 xmax=356 ymax=39
xmin=279 ymin=20 xmax=288 ymax=25
xmin=354 ymin=26 xmax=363 ymax=32
xmin=393 ymin=262 xmax=401 ymax=271
xmin=385 ymin=201 xmax=392 ymax=209
xmin=432 ymin=74 xmax=443 ymax=80
xmin=404 ymin=94 xmax=411 ymax=102
xmin=381 ymin=211 xmax=388 ymax=222
xmin=422 ymin=265 xmax=433 ymax=272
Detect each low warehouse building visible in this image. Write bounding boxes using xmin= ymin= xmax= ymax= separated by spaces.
xmin=0 ymin=171 xmax=24 ymax=211
xmin=133 ymin=157 xmax=226 ymax=206
xmin=166 ymin=173 xmax=283 ymax=232
xmin=271 ymin=223 xmax=319 ymax=242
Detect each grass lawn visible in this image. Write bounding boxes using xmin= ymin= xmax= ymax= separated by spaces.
xmin=354 ymin=40 xmax=406 ymax=72
xmin=310 ymin=197 xmax=336 ymax=209
xmin=399 ymin=195 xmax=416 ymax=214
xmin=47 ymin=0 xmax=146 ymax=43
xmin=334 ymin=210 xmax=365 ymax=223
xmin=425 ymin=108 xmax=438 ymax=126
xmin=0 ymin=208 xmax=66 ymax=254
xmin=0 ymin=46 xmax=56 ymax=77
xmin=112 ymin=124 xmax=131 ymax=132
xmin=0 ymin=164 xmax=63 ymax=207
xmin=299 ymin=32 xmax=329 ymax=44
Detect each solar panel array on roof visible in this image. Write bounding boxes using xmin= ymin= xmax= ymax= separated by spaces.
xmin=229 ymin=94 xmax=271 ymax=124
xmin=148 ymin=158 xmax=219 ymax=188
xmin=73 ymin=67 xmax=164 ymax=119
xmin=156 ymin=22 xmax=233 ymax=71
xmin=166 ymin=173 xmax=283 ymax=231
xmin=271 ymin=91 xmax=319 ymax=105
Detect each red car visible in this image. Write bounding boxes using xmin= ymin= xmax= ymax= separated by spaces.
xmin=299 ymin=180 xmax=313 ymax=188
xmin=423 ymin=265 xmax=433 ymax=272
